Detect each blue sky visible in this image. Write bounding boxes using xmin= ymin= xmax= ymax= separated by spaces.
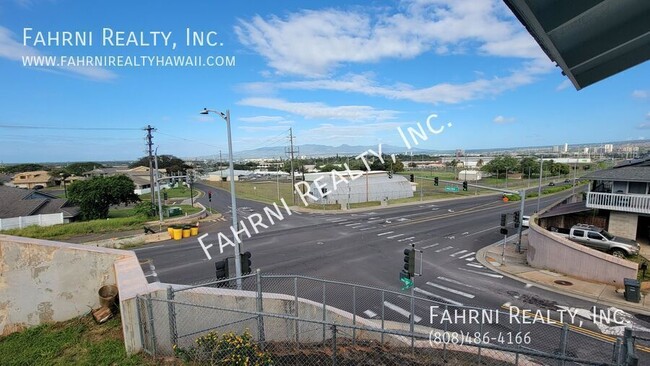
xmin=0 ymin=0 xmax=648 ymax=163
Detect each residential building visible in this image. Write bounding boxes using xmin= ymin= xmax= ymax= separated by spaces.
xmin=83 ymin=166 xmax=169 ymax=195
xmin=584 ymin=157 xmax=650 ymax=243
xmin=604 ymin=144 xmax=614 ymax=153
xmin=457 ymin=170 xmax=483 ymax=181
xmin=0 ymin=186 xmax=79 ymax=228
xmin=10 ymin=170 xmax=55 ymax=189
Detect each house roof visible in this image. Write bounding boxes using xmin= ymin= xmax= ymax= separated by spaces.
xmin=504 ymin=0 xmax=650 ymax=90
xmin=539 ymin=201 xmax=591 ymax=219
xmin=0 ymin=185 xmax=79 ymax=219
xmin=582 ymin=158 xmax=650 ymax=182
xmin=11 ymin=170 xmax=54 ymax=184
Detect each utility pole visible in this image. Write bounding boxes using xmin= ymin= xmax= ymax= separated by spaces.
xmin=219 ymin=150 xmax=223 ymax=179
xmin=537 ymin=155 xmax=543 ymax=212
xmin=145 ymin=125 xmax=156 ymax=210
xmin=286 ymin=128 xmax=298 ymax=205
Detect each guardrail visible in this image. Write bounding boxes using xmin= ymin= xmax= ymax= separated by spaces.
xmin=586 ymin=192 xmax=650 ymax=214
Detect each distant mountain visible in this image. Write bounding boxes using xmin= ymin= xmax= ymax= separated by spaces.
xmin=232 ymin=144 xmax=439 ymax=159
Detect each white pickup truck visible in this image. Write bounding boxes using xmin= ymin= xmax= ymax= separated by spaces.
xmin=550 ymin=224 xmax=640 ymax=258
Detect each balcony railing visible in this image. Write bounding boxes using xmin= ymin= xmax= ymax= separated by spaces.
xmin=586 ymin=191 xmax=650 ymax=214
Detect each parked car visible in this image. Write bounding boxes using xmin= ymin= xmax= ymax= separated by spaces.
xmin=552 ymin=224 xmax=639 ymax=258
xmin=548 ymin=182 xmax=555 ymax=186
xmin=564 ymin=179 xmax=571 ymax=183
xmin=522 ymin=215 xmax=530 ymax=227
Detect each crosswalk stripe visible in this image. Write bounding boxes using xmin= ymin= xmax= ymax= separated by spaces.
xmin=345 ymin=223 xmax=359 ymax=226
xmin=435 ymin=246 xmax=454 ymax=253
xmin=426 ymin=282 xmax=475 ymax=298
xmin=459 ymin=252 xmax=475 ymax=259
xmin=377 ymin=231 xmax=394 ymax=236
xmin=465 ymin=256 xmax=476 ymax=261
xmin=414 ymin=287 xmax=463 ymax=306
xmin=387 ymin=233 xmax=405 ymax=239
xmin=421 ymin=243 xmax=439 ymax=249
xmin=358 ymin=227 xmax=374 ymax=231
xmin=363 ymin=310 xmax=377 ymax=318
xmin=466 ymin=263 xmax=484 ymax=268
xmin=436 ymin=277 xmax=477 ymax=289
xmin=383 ymin=301 xmax=422 ymax=323
xmin=450 ymin=250 xmax=468 ymax=257
xmin=398 ymin=236 xmax=415 ymax=242
xmin=458 ymin=268 xmax=503 ymax=278
xmin=367 ymin=219 xmax=384 ymax=224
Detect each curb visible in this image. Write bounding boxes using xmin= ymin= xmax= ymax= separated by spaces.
xmin=476 ymin=242 xmax=650 ymax=316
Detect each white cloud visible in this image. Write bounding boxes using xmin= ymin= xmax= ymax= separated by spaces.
xmin=240 ymin=58 xmax=553 ymax=105
xmin=237 ymin=97 xmax=398 ymax=121
xmin=239 ymin=116 xmax=285 ymax=123
xmin=493 ymin=115 xmax=515 ymax=124
xmin=556 ymin=79 xmax=572 ymax=91
xmin=235 ymin=0 xmax=545 ymax=77
xmin=298 ymin=122 xmax=402 ymax=144
xmin=238 ymin=125 xmax=289 ymax=132
xmin=647 ymin=112 xmax=650 ymax=120
xmin=0 ymin=26 xmax=116 ymax=81
xmin=632 ymin=90 xmax=648 ymax=99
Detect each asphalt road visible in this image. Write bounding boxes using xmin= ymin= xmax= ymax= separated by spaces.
xmin=135 ymin=182 xmax=650 ymax=363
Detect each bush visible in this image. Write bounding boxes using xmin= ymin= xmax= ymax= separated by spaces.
xmin=174 ymin=330 xmax=273 ymax=365
xmin=133 ymin=202 xmax=156 ymax=217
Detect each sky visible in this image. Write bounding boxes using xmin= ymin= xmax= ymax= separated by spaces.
xmin=0 ymin=0 xmax=649 ymax=163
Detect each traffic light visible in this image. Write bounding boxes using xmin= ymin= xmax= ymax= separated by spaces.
xmin=462 ymin=181 xmax=468 ymax=191
xmin=513 ymin=210 xmax=520 ymax=228
xmin=387 ymin=171 xmax=393 ymax=179
xmin=410 ymin=174 xmax=415 ymax=182
xmin=434 ymin=177 xmax=439 ymax=186
xmin=500 ymin=213 xmax=507 ymax=227
xmin=215 ymin=258 xmax=229 ymax=279
xmin=208 ymin=191 xmax=212 ymax=202
xmin=240 ymin=251 xmax=252 ymax=274
xmin=402 ymin=248 xmax=415 ymax=278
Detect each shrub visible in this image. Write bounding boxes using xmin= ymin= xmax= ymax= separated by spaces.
xmin=174 ymin=330 xmax=273 ymax=365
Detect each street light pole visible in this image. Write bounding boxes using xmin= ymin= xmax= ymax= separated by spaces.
xmin=536 ymin=155 xmax=543 ymax=212
xmin=201 ymin=108 xmax=242 ymax=288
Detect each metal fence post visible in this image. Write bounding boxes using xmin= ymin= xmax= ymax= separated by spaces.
xmin=515 ymin=322 xmax=522 ymax=365
xmin=294 ymin=277 xmax=299 ymax=343
xmin=322 ymin=282 xmax=327 ymax=344
xmin=477 ymin=322 xmax=483 ymax=365
xmin=331 ymin=325 xmax=338 ymax=366
xmin=381 ymin=290 xmax=385 ymax=345
xmin=559 ymin=324 xmax=568 ymax=366
xmin=352 ymin=286 xmax=356 ymax=345
xmin=443 ymin=304 xmax=448 ymax=361
xmin=146 ymin=293 xmax=157 ymax=358
xmin=614 ymin=338 xmax=622 ymax=366
xmin=410 ymin=286 xmax=415 ymax=351
xmin=135 ymin=295 xmax=146 ymax=353
xmin=256 ymin=269 xmax=266 ymax=348
xmin=166 ymin=286 xmax=178 ymax=348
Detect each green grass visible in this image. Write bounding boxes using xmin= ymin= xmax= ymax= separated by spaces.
xmin=0 ymin=315 xmax=153 ymax=366
xmin=1 ymin=205 xmax=202 ymax=240
xmin=139 ymin=185 xmax=198 ymax=200
xmin=205 ymin=180 xmax=295 ymax=204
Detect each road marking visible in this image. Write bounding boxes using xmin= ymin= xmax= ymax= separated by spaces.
xmin=450 ymin=250 xmax=468 ymax=257
xmin=426 ymin=282 xmax=475 ymax=299
xmin=367 ymin=219 xmax=384 ymax=224
xmin=377 ymin=231 xmax=395 ymax=236
xmin=363 ymin=310 xmax=377 ymax=318
xmin=435 ymin=246 xmax=454 ymax=253
xmin=466 ymin=225 xmax=501 ymax=237
xmin=414 ymin=287 xmax=463 ymax=306
xmin=459 ymin=268 xmax=503 ymax=278
xmin=337 ymin=221 xmax=352 ymax=225
xmin=461 ymin=231 xmax=470 ymax=235
xmin=465 ymin=256 xmax=476 ymax=262
xmin=459 ymin=252 xmax=475 ymax=259
xmin=525 ymin=283 xmax=534 ymax=288
xmin=358 ymin=227 xmax=375 ymax=231
xmin=134 ymin=244 xmax=165 ymax=251
xmin=397 ymin=218 xmax=409 ymax=222
xmin=345 ymin=223 xmax=360 ymax=226
xmin=445 ymin=235 xmax=456 ymax=240
xmin=398 ymin=236 xmax=415 ymax=242
xmin=293 ymin=211 xmax=302 ymax=215
xmin=349 ymin=224 xmax=365 ymax=228
xmin=466 ymin=263 xmax=484 ymax=268
xmin=383 ymin=301 xmax=422 ymax=323
xmin=387 ymin=233 xmax=405 ymax=239
xmin=421 ymin=243 xmax=439 ymax=249
xmin=436 ymin=277 xmax=477 ymax=289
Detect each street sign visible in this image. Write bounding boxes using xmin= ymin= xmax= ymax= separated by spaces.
xmin=400 ymin=276 xmax=414 ymax=290
xmin=444 ymin=186 xmax=459 ymax=192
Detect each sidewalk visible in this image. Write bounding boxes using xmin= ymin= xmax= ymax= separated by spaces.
xmin=476 ymin=233 xmax=650 ymax=316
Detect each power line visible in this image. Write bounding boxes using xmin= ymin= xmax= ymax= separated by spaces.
xmin=0 ymin=125 xmax=142 ymax=131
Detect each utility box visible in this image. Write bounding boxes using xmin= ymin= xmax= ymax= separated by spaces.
xmin=624 ymin=278 xmax=641 ymax=303
xmin=167 ymin=207 xmax=183 ymax=217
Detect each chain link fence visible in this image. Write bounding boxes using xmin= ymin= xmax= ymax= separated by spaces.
xmin=136 ymin=272 xmax=644 ymax=365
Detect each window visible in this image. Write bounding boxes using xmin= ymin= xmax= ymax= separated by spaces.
xmin=629 ymin=182 xmax=647 ymax=194
xmin=600 ymin=230 xmax=614 ymax=240
xmin=573 ymin=230 xmax=584 ymax=237
xmin=588 ymin=232 xmax=603 ymax=240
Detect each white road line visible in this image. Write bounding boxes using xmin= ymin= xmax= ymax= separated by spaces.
xmin=459 ymin=252 xmax=475 ymax=259
xmin=383 ymin=301 xmax=422 ymax=323
xmin=377 ymin=231 xmax=395 ymax=236
xmin=387 ymin=233 xmax=405 ymax=239
xmin=466 ymin=263 xmax=484 ymax=268
xmin=458 ymin=268 xmax=503 ymax=278
xmin=367 ymin=219 xmax=384 ymax=224
xmin=345 ymin=223 xmax=360 ymax=226
xmin=337 ymin=221 xmax=352 ymax=225
xmin=465 ymin=257 xmax=476 ymax=262
xmin=414 ymin=287 xmax=463 ymax=306
xmin=461 ymin=231 xmax=469 ymax=235
xmin=363 ymin=310 xmax=377 ymax=318
xmin=450 ymin=250 xmax=468 ymax=257
xmin=135 ymin=244 xmax=165 ymax=251
xmin=436 ymin=277 xmax=477 ymax=289
xmin=435 ymin=246 xmax=454 ymax=253
xmin=466 ymin=225 xmax=501 ymax=237
xmin=350 ymin=224 xmax=365 ymax=228
xmin=426 ymin=282 xmax=475 ymax=299
xmin=398 ymin=236 xmax=416 ymax=242
xmin=421 ymin=243 xmax=439 ymax=249
xmin=358 ymin=227 xmax=375 ymax=231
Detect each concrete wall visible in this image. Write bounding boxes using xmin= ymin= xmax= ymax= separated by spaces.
xmin=608 ymin=211 xmax=639 ymax=240
xmin=0 ymin=235 xmax=134 ymax=336
xmin=527 ymin=218 xmax=637 ymax=286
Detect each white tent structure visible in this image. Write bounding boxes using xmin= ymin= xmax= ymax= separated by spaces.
xmin=303 ymin=170 xmax=413 ymax=205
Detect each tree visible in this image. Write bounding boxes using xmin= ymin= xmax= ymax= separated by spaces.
xmin=392 ymin=159 xmax=405 ymax=172
xmin=0 ymin=163 xmax=46 ymax=174
xmin=129 ymin=155 xmax=190 ymax=174
xmin=68 ymin=175 xmax=140 ymax=220
xmin=319 ymin=163 xmax=344 ymax=172
xmin=480 ymin=156 xmax=519 ymax=177
xmin=519 ymin=157 xmax=539 ymax=177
